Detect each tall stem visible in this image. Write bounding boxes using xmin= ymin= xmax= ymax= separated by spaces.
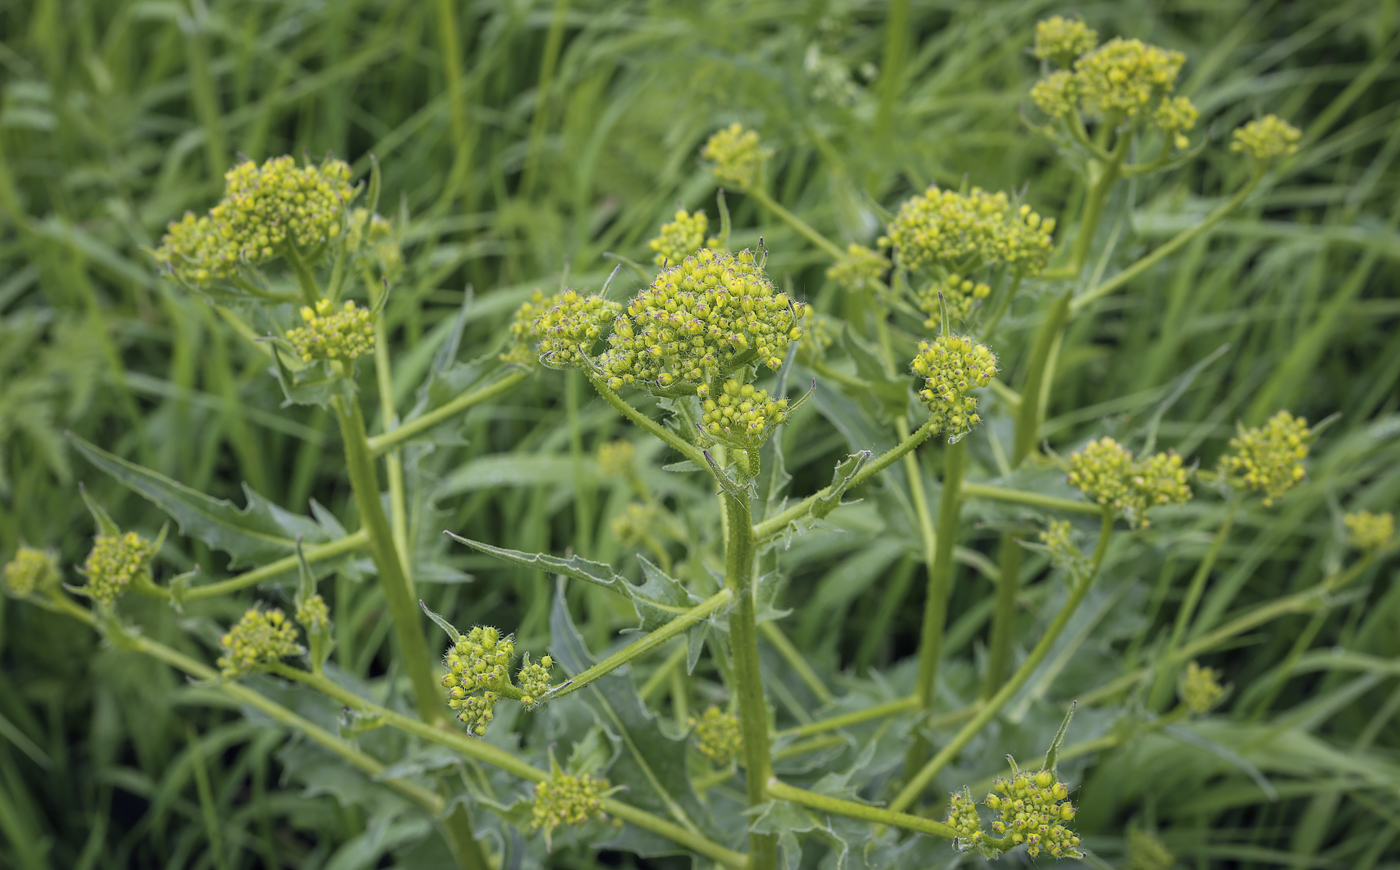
xmin=368 ymin=369 xmax=528 ymax=456
xmin=723 ymin=490 xmax=777 ymax=870
xmin=371 ymin=280 xmax=411 ymax=576
xmin=746 ymin=187 xmax=845 ymax=260
xmin=904 ymin=438 xmax=965 ymax=775
xmin=333 ymin=395 xmax=443 ymax=724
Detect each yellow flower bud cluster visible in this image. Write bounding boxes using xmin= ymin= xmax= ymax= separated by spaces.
xmin=296 ymin=593 xmax=331 ymax=633
xmin=700 ymin=379 xmax=790 ymax=449
xmin=154 ymin=156 xmax=356 ymax=285
xmin=532 ymin=290 xmax=623 ymax=370
xmin=984 ymin=769 xmax=1082 ymax=859
xmin=1179 ymin=660 xmax=1225 ymax=715
xmin=1219 ymin=410 xmax=1310 ymax=506
xmin=1230 ymin=115 xmax=1301 ymax=162
xmin=648 ymin=209 xmax=709 ymax=267
xmin=1073 ymin=38 xmax=1186 ymax=120
xmin=1066 ymin=438 xmax=1193 ymax=527
xmin=914 ymin=273 xmax=991 ymax=326
xmin=597 ymin=440 xmax=637 ymax=478
xmin=826 ymin=244 xmax=890 ymax=293
xmin=1032 ymin=16 xmax=1098 ymax=68
xmin=701 ymin=123 xmax=772 ymax=190
xmin=1153 ymin=95 xmax=1200 ymax=151
xmin=1126 ymin=827 xmax=1175 ymax=870
xmin=442 ymin=626 xmax=514 ymax=736
xmin=217 ymin=607 xmax=300 ymax=678
xmin=881 ymin=187 xmax=1055 ymax=276
xmin=3 ymin=546 xmax=59 ymax=598
xmin=346 ymin=208 xmax=404 ymax=283
xmin=795 ymin=310 xmax=835 ymax=365
xmin=531 ymin=772 xmax=610 ymax=839
xmin=690 ymin=707 xmax=742 ymax=766
xmin=600 ymin=248 xmax=805 ymax=395
xmin=516 ymin=654 xmax=555 ymax=706
xmin=910 ymin=335 xmax=997 ymax=440
xmin=611 ymin=503 xmax=656 ymax=548
xmin=81 ymin=532 xmax=157 ymax=606
xmin=945 ymin=787 xmax=985 ymax=850
xmin=1029 ymin=71 xmax=1077 ymax=119
xmin=1344 ymin=511 xmax=1394 ymax=552
xmin=286 ymin=299 xmax=375 ymax=363
xmin=1038 ymin=520 xmax=1079 ymax=566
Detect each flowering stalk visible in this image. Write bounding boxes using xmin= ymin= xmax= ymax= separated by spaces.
xmin=765 ymin=777 xmax=958 ymax=839
xmin=367 ymin=369 xmax=530 ymax=456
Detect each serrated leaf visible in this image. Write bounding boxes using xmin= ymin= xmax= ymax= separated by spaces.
xmin=68 ymin=432 xmax=330 ymax=568
xmin=443 ymin=533 xmax=699 ymax=631
xmin=661 ymin=460 xmax=702 ymax=473
xmin=79 ymin=482 xmax=120 ymax=536
xmin=769 ymin=451 xmax=871 ymax=547
xmin=703 ymin=450 xmax=756 ymax=507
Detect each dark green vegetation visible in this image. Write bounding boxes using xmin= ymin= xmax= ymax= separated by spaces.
xmin=2 ymin=1 xmax=1399 ymax=868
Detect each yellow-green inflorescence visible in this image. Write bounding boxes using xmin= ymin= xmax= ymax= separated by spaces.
xmin=516 ymin=654 xmax=555 ymax=706
xmin=611 ymin=502 xmax=656 ymax=548
xmin=826 ymin=243 xmax=890 ymax=293
xmin=286 ymin=299 xmax=375 ymax=363
xmin=1345 ymin=511 xmax=1395 ymax=552
xmin=1231 ymin=115 xmax=1302 ymax=162
xmin=600 ymin=248 xmax=805 ymax=395
xmin=531 ymin=771 xmax=610 ymax=844
xmin=1219 ymin=410 xmax=1310 ymax=506
xmin=1032 ymin=16 xmax=1098 ymax=68
xmin=1179 ymin=660 xmax=1225 ymax=715
xmin=346 ymin=208 xmax=404 ymax=282
xmin=80 ymin=531 xmax=157 ymax=606
xmin=882 ymin=187 xmax=1055 ymax=276
xmin=296 ymin=593 xmax=331 ymax=633
xmin=218 ymin=607 xmax=301 ymax=678
xmin=154 ymin=156 xmax=356 ymax=285
xmin=1038 ymin=520 xmax=1080 ymax=568
xmin=502 ymin=289 xmax=621 ymax=369
xmin=440 ymin=626 xmax=548 ymax=735
xmin=914 ymin=273 xmax=991 ymax=326
xmin=700 ymin=379 xmax=790 ymax=449
xmin=4 ymin=546 xmax=60 ymax=598
xmin=701 ymin=123 xmax=772 ymax=190
xmin=648 ymin=209 xmax=710 ymax=266
xmin=1066 ymin=437 xmax=1193 ymax=527
xmin=911 ymin=335 xmax=997 ymax=441
xmin=691 ymin=707 xmax=743 ymax=766
xmin=948 ymin=767 xmax=1082 ymax=859
xmin=597 ymin=439 xmax=637 ymax=478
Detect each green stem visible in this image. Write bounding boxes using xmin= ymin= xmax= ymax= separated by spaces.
xmin=1011 ymin=290 xmax=1072 ymax=465
xmin=960 ymin=482 xmax=1102 ymax=516
xmin=371 ymin=281 xmax=411 ymax=577
xmin=766 ymin=778 xmax=957 ymax=840
xmin=746 ymin=187 xmax=845 ymax=261
xmin=332 ymin=395 xmax=442 ymax=724
xmin=639 ymin=641 xmax=688 ymax=702
xmin=777 ymin=696 xmax=918 ymax=740
xmin=1066 ymin=133 xmax=1128 ymax=278
xmin=283 ymin=244 xmax=322 ymax=307
xmin=566 ymin=370 xmax=593 ymax=551
xmin=759 ymin=622 xmax=833 ymax=704
xmin=183 ymin=530 xmax=370 ymax=601
xmin=545 ymin=590 xmax=733 ymax=702
xmin=723 ymin=490 xmax=778 ymax=870
xmin=1070 ymin=171 xmax=1264 ymax=314
xmin=368 ymin=370 xmax=529 ymax=456
xmin=905 ymin=439 xmax=965 ymax=775
xmin=589 ymin=377 xmax=707 ymax=466
xmin=752 ymin=416 xmax=939 ymax=541
xmin=983 ymin=538 xmax=1023 ymax=699
xmin=890 ymin=511 xmax=1114 ymax=813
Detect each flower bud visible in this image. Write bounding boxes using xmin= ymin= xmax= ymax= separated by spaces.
xmin=1032 ymin=16 xmax=1098 ymax=67
xmin=1219 ymin=410 xmax=1310 ymax=507
xmin=3 ymin=546 xmax=60 ymax=598
xmin=826 ymin=244 xmax=889 ymax=293
xmin=648 ymin=209 xmax=709 ymax=266
xmin=218 ymin=607 xmax=301 ymax=678
xmin=286 ymin=299 xmax=375 ymax=363
xmin=1179 ymin=660 xmax=1225 ymax=715
xmin=80 ymin=531 xmax=157 ymax=606
xmin=701 ymin=124 xmax=772 ymax=190
xmin=1344 ymin=511 xmax=1394 ymax=552
xmin=1231 ymin=115 xmax=1301 ymax=162
xmin=911 ymin=335 xmax=997 ymax=440
xmin=531 ymin=771 xmax=610 ymax=843
xmin=690 ymin=707 xmax=742 ymax=767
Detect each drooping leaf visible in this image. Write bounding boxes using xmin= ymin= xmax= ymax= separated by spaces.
xmin=444 ymin=533 xmax=699 ymax=631
xmin=68 ymin=432 xmax=330 ymax=568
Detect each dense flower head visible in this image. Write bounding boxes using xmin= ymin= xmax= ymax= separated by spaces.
xmin=1154 ymin=95 xmax=1200 ymax=150
xmin=1179 ymin=661 xmax=1225 ymax=715
xmin=1344 ymin=511 xmax=1394 ymax=552
xmin=881 ymin=187 xmax=1055 ymax=276
xmin=600 ymin=248 xmax=805 ymax=395
xmin=154 ymin=156 xmax=356 ymax=284
xmin=1030 ymin=70 xmax=1077 ymax=119
xmin=286 ymin=299 xmax=375 ymax=363
xmin=442 ymin=626 xmax=514 ymax=735
xmin=218 ymin=607 xmax=300 ymax=677
xmin=533 ymin=290 xmax=623 ymax=370
xmin=691 ymin=707 xmax=742 ymax=766
xmin=516 ymin=654 xmax=555 ymax=705
xmin=1073 ymin=38 xmax=1185 ymax=119
xmin=1126 ymin=828 xmax=1175 ymax=870
xmin=701 ymin=123 xmax=772 ymax=190
xmin=531 ymin=772 xmax=609 ymax=841
xmin=1038 ymin=520 xmax=1079 ymax=567
xmin=911 ymin=335 xmax=997 ymax=440
xmin=1220 ymin=410 xmax=1310 ymax=506
xmin=81 ymin=532 xmax=157 ymax=605
xmin=945 ymin=787 xmax=986 ymax=850
xmin=915 ymin=273 xmax=992 ymax=326
xmin=985 ymin=768 xmax=1082 ymax=859
xmin=1067 ymin=438 xmax=1193 ymax=527
xmin=296 ymin=593 xmax=331 ymax=633
xmin=611 ymin=502 xmax=656 ymax=548
xmin=4 ymin=547 xmax=59 ymax=598
xmin=700 ymin=379 xmax=790 ymax=449
xmin=346 ymin=208 xmax=404 ymax=282
xmin=597 ymin=440 xmax=637 ymax=478
xmin=1033 ymin=16 xmax=1099 ymax=67
xmin=826 ymin=244 xmax=890 ymax=293
xmin=1231 ymin=115 xmax=1302 ymax=162
xmin=795 ymin=310 xmax=836 ymax=365
xmin=648 ymin=210 xmax=709 ymax=266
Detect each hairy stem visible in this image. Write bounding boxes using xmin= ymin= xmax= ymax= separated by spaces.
xmin=590 ymin=377 xmax=708 ymax=466
xmin=183 ymin=529 xmax=370 ymax=601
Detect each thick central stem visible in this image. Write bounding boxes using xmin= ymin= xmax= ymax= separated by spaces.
xmin=722 ymin=490 xmax=777 ymax=870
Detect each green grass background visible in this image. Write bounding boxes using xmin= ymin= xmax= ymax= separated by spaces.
xmin=1 ymin=0 xmax=1399 ymax=867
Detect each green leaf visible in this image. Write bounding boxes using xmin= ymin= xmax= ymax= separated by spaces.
xmin=769 ymin=451 xmax=872 ymax=547
xmin=1042 ymin=701 xmax=1077 ymax=772
xmin=839 ymin=325 xmax=909 ymax=421
xmin=79 ymin=482 xmax=120 ymax=536
xmin=68 ymin=432 xmax=329 ymax=568
xmin=270 ymin=347 xmax=356 ymax=409
xmin=443 ymin=532 xmax=699 ymax=631
xmin=703 ymin=449 xmax=756 ymax=506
